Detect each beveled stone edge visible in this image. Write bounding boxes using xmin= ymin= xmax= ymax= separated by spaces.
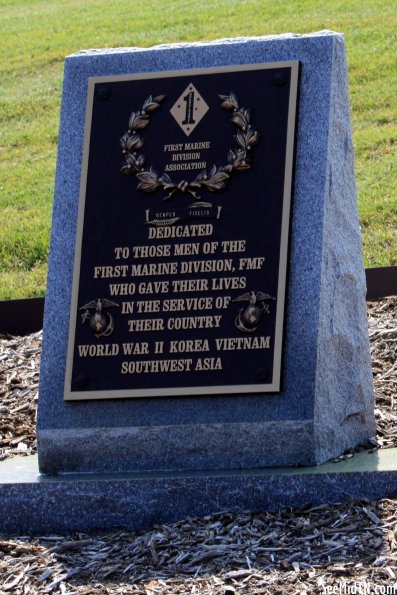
xmin=68 ymin=31 xmax=342 ymax=58
xmin=2 ymin=448 xmax=397 ymax=484
xmin=37 ymin=419 xmax=315 ymax=474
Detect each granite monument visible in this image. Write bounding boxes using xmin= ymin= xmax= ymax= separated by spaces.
xmin=35 ymin=31 xmax=375 ymax=476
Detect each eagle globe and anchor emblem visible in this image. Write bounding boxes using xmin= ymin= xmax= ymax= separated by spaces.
xmin=233 ymin=291 xmax=276 ymax=333
xmin=80 ymin=298 xmax=119 ymax=338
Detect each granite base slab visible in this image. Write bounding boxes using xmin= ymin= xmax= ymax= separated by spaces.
xmin=1 ymin=449 xmax=397 ymax=535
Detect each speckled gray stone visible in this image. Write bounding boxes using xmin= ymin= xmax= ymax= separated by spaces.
xmin=38 ymin=31 xmax=375 ymax=474
xmin=1 ymin=450 xmax=397 ymax=534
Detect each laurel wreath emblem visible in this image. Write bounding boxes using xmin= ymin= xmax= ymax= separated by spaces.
xmin=120 ymin=91 xmax=259 ymax=201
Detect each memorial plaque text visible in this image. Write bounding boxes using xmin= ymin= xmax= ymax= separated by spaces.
xmin=64 ymin=62 xmax=299 ymax=399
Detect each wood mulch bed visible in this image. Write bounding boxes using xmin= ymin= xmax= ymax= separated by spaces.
xmin=0 ymin=296 xmax=396 ymax=594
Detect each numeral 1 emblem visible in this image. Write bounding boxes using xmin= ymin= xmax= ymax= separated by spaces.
xmin=182 ymin=90 xmax=196 ymax=125
xmin=170 ymin=83 xmax=209 ymax=137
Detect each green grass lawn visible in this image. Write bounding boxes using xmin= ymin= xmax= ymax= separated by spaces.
xmin=0 ymin=0 xmax=396 ymax=300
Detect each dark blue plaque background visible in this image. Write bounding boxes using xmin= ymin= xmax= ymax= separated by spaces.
xmin=70 ymin=65 xmax=295 ymax=395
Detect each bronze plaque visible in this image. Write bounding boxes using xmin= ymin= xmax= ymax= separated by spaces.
xmin=64 ymin=61 xmax=299 ymax=400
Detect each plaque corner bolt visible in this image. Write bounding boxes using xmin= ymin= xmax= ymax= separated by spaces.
xmin=274 ymin=72 xmax=287 ymax=87
xmin=97 ymin=86 xmax=111 ymax=101
xmin=74 ymin=374 xmax=89 ymax=389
